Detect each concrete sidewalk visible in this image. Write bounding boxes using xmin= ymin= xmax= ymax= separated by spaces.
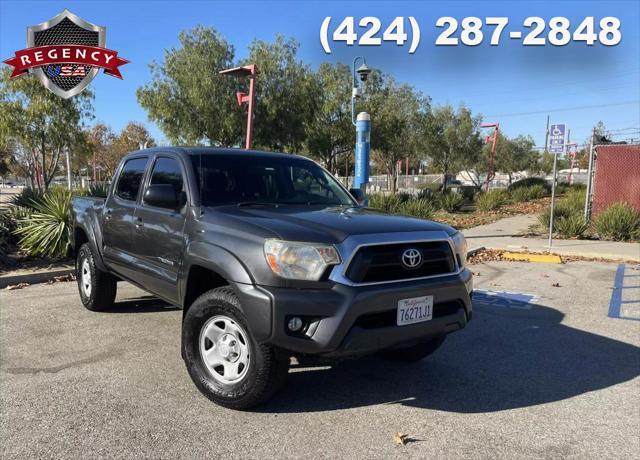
xmin=463 ymin=214 xmax=640 ymax=262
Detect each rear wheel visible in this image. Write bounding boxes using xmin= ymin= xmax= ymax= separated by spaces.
xmin=182 ymin=286 xmax=289 ymax=410
xmin=378 ymin=336 xmax=446 ymax=363
xmin=76 ymin=243 xmax=117 ymax=312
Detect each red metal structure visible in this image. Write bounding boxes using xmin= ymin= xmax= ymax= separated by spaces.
xmin=481 ymin=122 xmax=499 ymax=191
xmin=219 ymin=64 xmax=258 ymax=149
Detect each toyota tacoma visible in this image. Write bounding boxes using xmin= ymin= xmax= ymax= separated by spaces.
xmin=71 ymin=148 xmax=473 ymax=410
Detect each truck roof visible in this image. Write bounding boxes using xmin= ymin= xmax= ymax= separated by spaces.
xmin=125 ymin=147 xmax=309 ymax=161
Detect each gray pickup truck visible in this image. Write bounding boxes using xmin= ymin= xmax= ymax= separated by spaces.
xmin=71 ymin=147 xmax=473 ymax=409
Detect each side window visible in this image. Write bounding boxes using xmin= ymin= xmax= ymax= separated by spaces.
xmin=148 ymin=157 xmax=185 ymax=196
xmin=115 ymin=157 xmax=148 ymax=201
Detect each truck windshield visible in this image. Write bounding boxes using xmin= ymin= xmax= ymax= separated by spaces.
xmin=191 ymin=154 xmax=356 ymax=207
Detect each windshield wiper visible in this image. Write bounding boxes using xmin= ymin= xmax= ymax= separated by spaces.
xmin=237 ymin=201 xmax=280 ymax=207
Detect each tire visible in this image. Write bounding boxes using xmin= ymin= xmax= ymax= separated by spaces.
xmin=76 ymin=243 xmax=117 ymax=312
xmin=182 ymin=286 xmax=289 ymax=410
xmin=378 ymin=336 xmax=446 ymax=363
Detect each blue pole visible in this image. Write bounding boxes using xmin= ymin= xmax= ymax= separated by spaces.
xmin=354 ymin=112 xmax=371 ymax=196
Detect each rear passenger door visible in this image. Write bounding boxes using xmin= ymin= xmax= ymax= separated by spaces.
xmin=102 ymin=156 xmax=149 ymax=279
xmin=130 ymin=155 xmax=188 ymax=303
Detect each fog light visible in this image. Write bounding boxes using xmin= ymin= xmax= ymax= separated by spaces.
xmin=287 ymin=317 xmax=303 ymax=332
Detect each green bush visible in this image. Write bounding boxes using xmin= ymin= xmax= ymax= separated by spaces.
xmin=538 ymin=201 xmax=572 ymax=229
xmin=510 ymin=185 xmax=548 ymax=202
xmin=595 ymin=202 xmax=640 ymax=241
xmin=476 ymin=189 xmax=509 ymax=212
xmin=508 ymin=177 xmax=550 ymax=192
xmin=398 ymin=199 xmax=436 ymax=219
xmin=0 ymin=219 xmax=10 ymax=253
xmin=10 ymin=187 xmax=43 ymax=210
xmin=562 ymin=188 xmax=586 ymax=213
xmin=554 ymin=213 xmax=589 ymax=238
xmin=440 ymin=191 xmax=464 ymax=212
xmin=14 ymin=187 xmax=73 ymax=258
xmin=89 ymin=183 xmax=109 ymax=198
xmin=538 ymin=201 xmax=589 ymax=238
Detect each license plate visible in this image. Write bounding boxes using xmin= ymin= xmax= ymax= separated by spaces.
xmin=397 ymin=296 xmax=433 ymax=326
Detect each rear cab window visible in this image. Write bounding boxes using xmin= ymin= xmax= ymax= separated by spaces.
xmin=115 ymin=157 xmax=148 ymax=202
xmin=148 ymin=157 xmax=185 ymax=196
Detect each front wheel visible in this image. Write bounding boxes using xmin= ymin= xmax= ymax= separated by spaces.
xmin=378 ymin=336 xmax=446 ymax=363
xmin=182 ymin=286 xmax=289 ymax=410
xmin=76 ymin=243 xmax=117 ymax=312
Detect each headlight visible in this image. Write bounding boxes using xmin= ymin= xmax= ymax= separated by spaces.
xmin=450 ymin=231 xmax=468 ymax=267
xmin=264 ymin=240 xmax=341 ymax=281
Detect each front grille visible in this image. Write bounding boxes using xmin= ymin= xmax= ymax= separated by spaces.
xmin=345 ymin=241 xmax=456 ymax=283
xmin=354 ymin=301 xmax=463 ymax=329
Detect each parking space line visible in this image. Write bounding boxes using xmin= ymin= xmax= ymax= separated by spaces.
xmin=608 ymin=264 xmax=640 ymax=321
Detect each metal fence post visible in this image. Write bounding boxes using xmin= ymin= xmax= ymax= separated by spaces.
xmin=584 ymin=128 xmax=596 ymax=222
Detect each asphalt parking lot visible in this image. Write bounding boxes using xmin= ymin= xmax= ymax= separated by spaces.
xmin=1 ymin=261 xmax=639 ymax=459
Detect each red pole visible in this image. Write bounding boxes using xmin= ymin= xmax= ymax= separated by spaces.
xmin=481 ymin=123 xmax=499 ymax=191
xmin=245 ymin=65 xmax=256 ymax=149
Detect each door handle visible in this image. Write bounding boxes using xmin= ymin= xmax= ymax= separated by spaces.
xmin=134 ymin=217 xmax=144 ymax=229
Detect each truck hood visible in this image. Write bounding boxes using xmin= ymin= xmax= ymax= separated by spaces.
xmin=210 ymin=205 xmax=453 ymax=243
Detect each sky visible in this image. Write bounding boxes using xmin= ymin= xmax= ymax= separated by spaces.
xmin=1 ymin=0 xmax=639 ymax=150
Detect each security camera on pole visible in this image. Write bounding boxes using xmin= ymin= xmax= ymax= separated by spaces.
xmin=351 ymin=57 xmax=371 ymax=204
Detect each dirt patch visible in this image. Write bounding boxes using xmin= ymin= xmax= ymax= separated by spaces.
xmin=435 ymin=198 xmax=550 ymax=229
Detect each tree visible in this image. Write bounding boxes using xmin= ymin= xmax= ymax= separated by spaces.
xmin=478 ymin=133 xmax=538 ymax=185
xmin=245 ymin=35 xmax=317 ymax=152
xmin=423 ymin=104 xmax=483 ymax=190
xmin=304 ymin=63 xmax=352 ymax=172
xmin=137 ymin=26 xmax=243 ymax=146
xmin=361 ymin=72 xmax=429 ymax=193
xmin=0 ymin=67 xmax=94 ymax=190
xmin=85 ymin=122 xmax=156 ymax=179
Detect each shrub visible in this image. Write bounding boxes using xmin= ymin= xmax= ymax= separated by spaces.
xmin=508 ymin=177 xmax=550 ymax=192
xmin=368 ymin=194 xmax=403 ymax=213
xmin=368 ymin=192 xmax=415 ymax=212
xmin=89 ymin=183 xmax=109 ymax=198
xmin=398 ymin=199 xmax=436 ymax=220
xmin=510 ymin=185 xmax=548 ymax=202
xmin=562 ymin=188 xmax=586 ymax=213
xmin=10 ymin=187 xmax=43 ymax=210
xmin=476 ymin=189 xmax=509 ymax=212
xmin=538 ymin=201 xmax=574 ymax=229
xmin=14 ymin=187 xmax=73 ymax=258
xmin=595 ymin=202 xmax=640 ymax=241
xmin=554 ymin=213 xmax=589 ymax=238
xmin=440 ymin=191 xmax=464 ymax=212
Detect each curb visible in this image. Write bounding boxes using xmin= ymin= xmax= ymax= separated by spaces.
xmin=466 ymin=246 xmax=485 ymax=259
xmin=478 ymin=245 xmax=640 ymax=264
xmin=0 ymin=267 xmax=74 ymax=289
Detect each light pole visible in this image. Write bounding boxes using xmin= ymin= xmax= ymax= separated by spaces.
xmin=351 ymin=57 xmax=372 ymax=198
xmin=220 ymin=64 xmax=258 ymax=149
xmin=481 ymin=122 xmax=499 ymax=191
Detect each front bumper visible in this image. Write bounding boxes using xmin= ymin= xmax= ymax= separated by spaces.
xmin=234 ymin=268 xmax=473 ymax=358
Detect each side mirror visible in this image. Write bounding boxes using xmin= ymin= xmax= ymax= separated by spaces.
xmin=144 ymin=184 xmax=179 ymax=209
xmin=349 ymin=188 xmax=366 ymax=206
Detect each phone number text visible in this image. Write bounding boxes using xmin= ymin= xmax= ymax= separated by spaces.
xmin=319 ymin=16 xmax=622 ymax=53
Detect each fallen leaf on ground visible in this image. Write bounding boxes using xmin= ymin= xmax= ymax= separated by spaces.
xmin=394 ymin=432 xmax=408 ymax=446
xmin=47 ymin=274 xmax=76 ymax=284
xmin=5 ymin=283 xmax=29 ymax=290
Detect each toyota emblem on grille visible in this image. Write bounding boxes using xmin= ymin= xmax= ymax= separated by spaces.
xmin=401 ymin=248 xmax=422 ymax=269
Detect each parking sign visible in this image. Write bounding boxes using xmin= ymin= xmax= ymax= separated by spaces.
xmin=549 ymin=123 xmax=566 ymax=154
